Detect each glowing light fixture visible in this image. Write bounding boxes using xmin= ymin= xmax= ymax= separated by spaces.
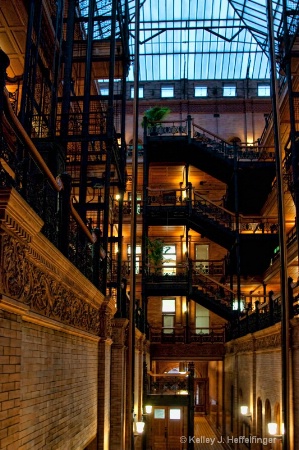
xmin=145 ymin=405 xmax=152 ymax=414
xmin=240 ymin=405 xmax=252 ymax=419
xmin=136 ymin=421 xmax=145 ymax=434
xmin=268 ymin=422 xmax=278 ymax=435
xmin=240 ymin=405 xmax=249 ymax=415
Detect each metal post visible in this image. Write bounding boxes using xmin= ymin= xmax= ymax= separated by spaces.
xmin=127 ymin=0 xmax=140 ymax=447
xmin=266 ymin=2 xmax=290 ymax=449
xmin=233 ymin=141 xmax=241 ymax=317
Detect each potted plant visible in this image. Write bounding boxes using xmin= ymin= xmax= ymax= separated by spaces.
xmin=147 ymin=237 xmax=164 ymax=274
xmin=141 ymin=106 xmax=171 ymax=135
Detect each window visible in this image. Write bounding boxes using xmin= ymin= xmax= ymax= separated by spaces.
xmin=128 ymin=192 xmax=142 ymax=214
xmin=154 ymin=409 xmax=165 ymax=419
xmin=163 ymin=245 xmax=176 ymax=274
xmin=169 ymin=409 xmax=181 ymax=420
xmin=195 ymin=304 xmax=209 ymax=333
xmin=223 ymin=84 xmax=236 ymax=97
xmin=162 ymin=299 xmax=175 ymax=312
xmin=100 ymin=88 xmax=109 ymax=96
xmin=195 ymin=86 xmax=208 ymax=97
xmin=162 ymin=299 xmax=175 ymax=334
xmin=127 ymin=244 xmax=142 ymax=274
xmin=195 ymin=244 xmax=209 ymax=273
xmin=130 ymin=86 xmax=144 ymax=98
xmin=161 ymin=85 xmax=174 ymax=98
xmin=258 ymin=84 xmax=270 ymax=96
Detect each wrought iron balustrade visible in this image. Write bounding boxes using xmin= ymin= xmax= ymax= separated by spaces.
xmin=150 ymin=326 xmax=225 ymax=344
xmin=0 ymin=88 xmax=105 ymax=289
xmin=149 ymin=376 xmax=189 ymax=395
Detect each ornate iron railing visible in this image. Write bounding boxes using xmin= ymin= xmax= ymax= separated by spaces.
xmin=0 ymin=88 xmax=104 ymax=289
xmin=144 ymin=116 xmax=276 ymax=162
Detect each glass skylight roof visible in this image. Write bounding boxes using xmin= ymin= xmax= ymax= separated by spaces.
xmin=127 ymin=0 xmax=299 ymax=81
xmin=77 ymin=0 xmax=299 ymax=82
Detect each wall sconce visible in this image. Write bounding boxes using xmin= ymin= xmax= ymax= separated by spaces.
xmin=144 ymin=405 xmax=152 ymax=414
xmin=240 ymin=405 xmax=252 ymax=419
xmin=267 ymin=422 xmax=283 ymax=439
xmin=135 ymin=420 xmax=145 ymax=434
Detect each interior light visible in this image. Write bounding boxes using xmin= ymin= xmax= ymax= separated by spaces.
xmin=145 ymin=405 xmax=152 ymax=414
xmin=136 ymin=421 xmax=145 ymax=434
xmin=268 ymin=423 xmax=278 ymax=435
xmin=240 ymin=405 xmax=249 ymax=415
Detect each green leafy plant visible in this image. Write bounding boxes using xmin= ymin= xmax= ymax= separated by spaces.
xmin=147 ymin=237 xmax=164 ymax=273
xmin=141 ymin=106 xmax=171 ymax=127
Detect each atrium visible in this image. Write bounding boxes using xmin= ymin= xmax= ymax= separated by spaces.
xmin=0 ymin=1 xmax=299 ymax=449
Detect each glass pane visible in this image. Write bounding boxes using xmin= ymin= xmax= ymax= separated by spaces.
xmin=223 ymin=85 xmax=236 ymax=96
xmin=154 ymin=408 xmax=165 ymax=419
xmin=162 ymin=299 xmax=175 ymax=312
xmin=195 ymin=86 xmax=207 ymax=97
xmin=258 ymin=84 xmax=270 ymax=96
xmin=161 ymin=85 xmax=174 ymax=97
xmin=169 ymin=409 xmax=181 ymax=419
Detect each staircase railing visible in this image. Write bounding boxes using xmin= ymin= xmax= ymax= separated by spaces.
xmin=193 ymin=192 xmax=279 ymax=234
xmin=191 ymin=269 xmax=237 ymax=310
xmin=193 ymin=122 xmax=275 ymax=161
xmin=0 ymin=88 xmax=105 ymax=288
xmin=144 ymin=115 xmax=275 ymax=161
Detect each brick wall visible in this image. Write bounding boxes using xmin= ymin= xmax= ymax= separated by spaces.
xmin=224 ymin=325 xmax=283 ymax=450
xmin=0 ymin=310 xmax=98 ymax=450
xmin=0 ymin=310 xmax=22 ymax=450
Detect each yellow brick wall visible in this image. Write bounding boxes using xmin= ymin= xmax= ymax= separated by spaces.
xmin=0 ymin=310 xmax=98 ymax=450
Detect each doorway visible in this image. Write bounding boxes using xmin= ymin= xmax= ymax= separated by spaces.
xmin=194 ymin=378 xmax=209 ymax=414
xmin=150 ymin=406 xmax=187 ymax=450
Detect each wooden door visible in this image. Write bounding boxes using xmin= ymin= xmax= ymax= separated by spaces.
xmin=152 ymin=407 xmax=167 ymax=450
xmin=151 ymin=406 xmax=185 ymax=450
xmin=167 ymin=407 xmax=184 ymax=450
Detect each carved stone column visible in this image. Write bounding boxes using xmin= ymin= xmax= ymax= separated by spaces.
xmin=110 ymin=318 xmax=129 ymax=450
xmin=97 ymin=297 xmax=116 ymax=450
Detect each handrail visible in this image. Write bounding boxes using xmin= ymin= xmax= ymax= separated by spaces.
xmin=2 ymin=89 xmax=96 ymax=246
xmin=3 ymin=89 xmax=62 ymax=192
xmin=70 ymin=200 xmax=97 ymax=244
xmin=193 ymin=122 xmax=232 ymax=145
xmin=193 ymin=191 xmax=234 ymax=218
xmin=193 ymin=269 xmax=236 ymax=296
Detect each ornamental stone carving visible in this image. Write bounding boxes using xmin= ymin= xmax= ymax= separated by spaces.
xmin=98 ymin=296 xmax=116 ymax=339
xmin=0 ymin=233 xmax=100 ymax=334
xmin=225 ymin=329 xmax=281 ymax=355
xmin=254 ymin=332 xmax=281 ymax=351
xmin=111 ymin=318 xmax=129 ymax=346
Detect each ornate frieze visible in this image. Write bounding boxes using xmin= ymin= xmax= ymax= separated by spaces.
xmin=254 ymin=332 xmax=281 ymax=351
xmin=0 ymin=233 xmax=101 ymax=335
xmin=225 ymin=329 xmax=281 ymax=355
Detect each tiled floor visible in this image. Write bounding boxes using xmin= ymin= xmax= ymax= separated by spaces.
xmin=194 ymin=415 xmax=227 ymax=450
